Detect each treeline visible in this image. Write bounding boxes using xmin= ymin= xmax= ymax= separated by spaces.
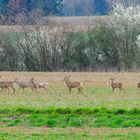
xmin=0 ymin=0 xmax=140 ymax=24
xmin=0 ymin=0 xmax=63 ymax=24
xmin=0 ymin=24 xmax=140 ymax=72
xmin=0 ymin=0 xmax=109 ymax=18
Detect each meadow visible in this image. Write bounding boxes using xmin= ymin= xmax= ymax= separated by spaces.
xmin=0 ymin=72 xmax=140 ymax=139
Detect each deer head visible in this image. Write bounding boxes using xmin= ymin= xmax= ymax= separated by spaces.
xmin=30 ymin=78 xmax=34 ymax=83
xmin=110 ymin=78 xmax=115 ymax=82
xmin=63 ymin=75 xmax=70 ymax=83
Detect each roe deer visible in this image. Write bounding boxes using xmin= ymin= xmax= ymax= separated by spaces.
xmin=29 ymin=78 xmax=49 ymax=93
xmin=0 ymin=76 xmax=15 ymax=93
xmin=63 ymin=75 xmax=83 ymax=93
xmin=138 ymin=76 xmax=140 ymax=93
xmin=110 ymin=78 xmax=125 ymax=93
xmin=14 ymin=77 xmax=34 ymax=93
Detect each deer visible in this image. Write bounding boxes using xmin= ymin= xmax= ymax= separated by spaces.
xmin=14 ymin=77 xmax=35 ymax=93
xmin=137 ymin=76 xmax=140 ymax=93
xmin=110 ymin=78 xmax=125 ymax=93
xmin=0 ymin=76 xmax=15 ymax=93
xmin=29 ymin=78 xmax=49 ymax=93
xmin=63 ymin=75 xmax=83 ymax=93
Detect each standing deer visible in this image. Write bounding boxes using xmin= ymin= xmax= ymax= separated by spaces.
xmin=63 ymin=75 xmax=83 ymax=93
xmin=29 ymin=78 xmax=49 ymax=93
xmin=14 ymin=77 xmax=35 ymax=93
xmin=0 ymin=78 xmax=15 ymax=94
xmin=137 ymin=76 xmax=140 ymax=93
xmin=110 ymin=78 xmax=125 ymax=93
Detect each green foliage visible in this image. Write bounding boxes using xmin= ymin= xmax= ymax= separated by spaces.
xmin=0 ymin=23 xmax=140 ymax=71
xmin=0 ymin=133 xmax=48 ymax=140
xmin=0 ymin=31 xmax=18 ymax=70
xmin=0 ymin=132 xmax=140 ymax=140
xmin=1 ymin=107 xmax=140 ymax=128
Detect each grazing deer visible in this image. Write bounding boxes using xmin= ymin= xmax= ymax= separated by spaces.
xmin=63 ymin=75 xmax=83 ymax=93
xmin=110 ymin=78 xmax=125 ymax=93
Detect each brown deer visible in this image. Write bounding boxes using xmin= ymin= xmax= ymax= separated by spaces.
xmin=29 ymin=78 xmax=49 ymax=93
xmin=14 ymin=77 xmax=35 ymax=93
xmin=0 ymin=76 xmax=15 ymax=93
xmin=137 ymin=76 xmax=140 ymax=92
xmin=110 ymin=78 xmax=125 ymax=93
xmin=63 ymin=75 xmax=83 ymax=93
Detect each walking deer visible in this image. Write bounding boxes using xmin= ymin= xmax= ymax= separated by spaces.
xmin=63 ymin=75 xmax=83 ymax=93
xmin=110 ymin=78 xmax=125 ymax=93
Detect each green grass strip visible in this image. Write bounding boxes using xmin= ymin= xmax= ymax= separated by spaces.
xmin=1 ymin=107 xmax=140 ymax=128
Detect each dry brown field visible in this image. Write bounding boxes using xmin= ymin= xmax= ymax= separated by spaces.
xmin=0 ymin=72 xmax=139 ymax=87
xmin=0 ymin=72 xmax=139 ymax=109
xmin=0 ymin=16 xmax=111 ymax=32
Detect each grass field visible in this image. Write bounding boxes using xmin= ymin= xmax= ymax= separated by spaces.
xmin=0 ymin=72 xmax=140 ymax=139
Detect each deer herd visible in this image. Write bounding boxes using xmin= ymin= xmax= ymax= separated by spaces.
xmin=0 ymin=75 xmax=140 ymax=94
xmin=0 ymin=76 xmax=48 ymax=94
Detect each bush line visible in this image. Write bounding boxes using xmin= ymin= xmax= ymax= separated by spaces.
xmin=0 ymin=107 xmax=140 ymax=115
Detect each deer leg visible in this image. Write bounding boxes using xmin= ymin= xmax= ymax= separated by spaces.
xmin=12 ymin=87 xmax=15 ymax=94
xmin=0 ymin=88 xmax=3 ymax=93
xmin=78 ymin=88 xmax=80 ymax=94
xmin=34 ymin=88 xmax=37 ymax=93
xmin=120 ymin=87 xmax=125 ymax=93
xmin=31 ymin=87 xmax=34 ymax=93
xmin=69 ymin=88 xmax=71 ymax=93
xmin=19 ymin=87 xmax=22 ymax=94
xmin=112 ymin=88 xmax=114 ymax=93
xmin=137 ymin=87 xmax=139 ymax=93
xmin=7 ymin=87 xmax=9 ymax=93
xmin=81 ymin=87 xmax=83 ymax=93
xmin=122 ymin=88 xmax=125 ymax=93
xmin=5 ymin=88 xmax=8 ymax=93
xmin=119 ymin=88 xmax=122 ymax=93
xmin=22 ymin=88 xmax=24 ymax=94
xmin=31 ymin=88 xmax=34 ymax=93
xmin=32 ymin=87 xmax=37 ymax=93
xmin=1 ymin=87 xmax=4 ymax=93
xmin=2 ymin=88 xmax=5 ymax=93
xmin=6 ymin=88 xmax=8 ymax=93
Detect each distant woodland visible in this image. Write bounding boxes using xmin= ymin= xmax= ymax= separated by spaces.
xmin=0 ymin=0 xmax=140 ymax=18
